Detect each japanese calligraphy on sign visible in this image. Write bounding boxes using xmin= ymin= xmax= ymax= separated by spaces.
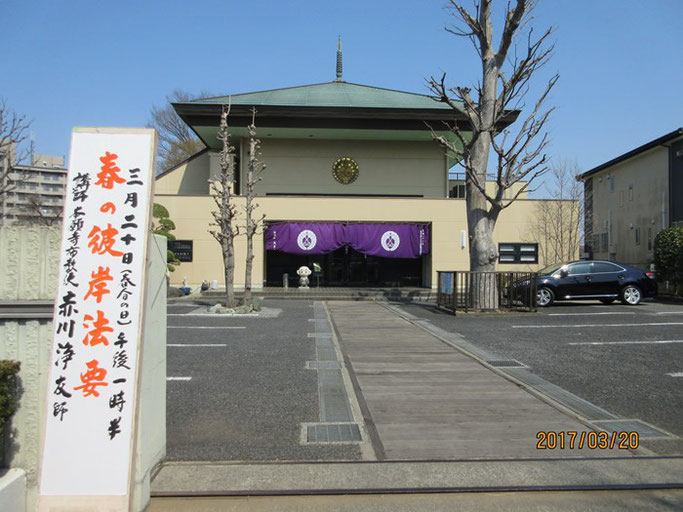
xmin=40 ymin=128 xmax=156 ymax=498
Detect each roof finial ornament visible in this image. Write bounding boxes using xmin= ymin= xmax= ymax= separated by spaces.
xmin=336 ymin=36 xmax=343 ymax=82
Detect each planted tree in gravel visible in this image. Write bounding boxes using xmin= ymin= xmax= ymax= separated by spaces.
xmin=428 ymin=0 xmax=557 ymax=308
xmin=209 ymin=103 xmax=239 ymax=308
xmin=243 ymin=108 xmax=266 ymax=307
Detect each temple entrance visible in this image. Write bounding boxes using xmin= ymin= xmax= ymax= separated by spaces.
xmin=264 ymin=221 xmax=430 ymax=287
xmin=265 ymin=246 xmax=424 ymax=287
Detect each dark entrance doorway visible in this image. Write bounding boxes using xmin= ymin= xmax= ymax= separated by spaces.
xmin=265 ymin=246 xmax=424 ymax=287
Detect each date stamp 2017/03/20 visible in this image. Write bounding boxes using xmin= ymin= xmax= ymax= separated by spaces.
xmin=536 ymin=431 xmax=639 ymax=450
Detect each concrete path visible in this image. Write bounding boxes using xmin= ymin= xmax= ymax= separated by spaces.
xmin=151 ymin=457 xmax=683 ymax=494
xmin=148 ymin=489 xmax=683 ymax=512
xmin=327 ymin=301 xmax=634 ymax=459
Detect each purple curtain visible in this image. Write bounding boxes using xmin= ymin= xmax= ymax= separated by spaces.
xmin=265 ymin=223 xmax=347 ymax=255
xmin=346 ymin=223 xmax=429 ymax=258
xmin=266 ymin=222 xmax=430 ymax=259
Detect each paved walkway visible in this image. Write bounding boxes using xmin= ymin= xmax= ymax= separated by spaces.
xmin=328 ymin=301 xmax=633 ymax=459
xmin=148 ymin=489 xmax=683 ymax=511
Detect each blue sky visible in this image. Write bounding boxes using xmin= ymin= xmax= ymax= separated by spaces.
xmin=2 ymin=0 xmax=682 ymax=187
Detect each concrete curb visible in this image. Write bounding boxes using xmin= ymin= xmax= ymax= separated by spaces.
xmin=151 ymin=457 xmax=683 ymax=495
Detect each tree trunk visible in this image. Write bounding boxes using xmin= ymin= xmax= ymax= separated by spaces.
xmin=244 ymin=195 xmax=254 ymax=306
xmin=223 ymin=237 xmax=235 ymax=308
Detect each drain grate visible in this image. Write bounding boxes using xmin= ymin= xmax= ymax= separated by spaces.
xmin=488 ymin=359 xmax=526 ymax=368
xmin=305 ymin=423 xmax=362 ymax=443
xmin=591 ymin=419 xmax=677 ymax=439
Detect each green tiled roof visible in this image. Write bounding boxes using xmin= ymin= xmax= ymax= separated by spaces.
xmin=190 ymin=81 xmax=459 ymax=110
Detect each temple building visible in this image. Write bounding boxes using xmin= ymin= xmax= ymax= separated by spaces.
xmin=155 ymin=46 xmax=562 ymax=289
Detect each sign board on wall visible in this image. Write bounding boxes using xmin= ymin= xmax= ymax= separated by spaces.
xmin=168 ymin=239 xmax=193 ymax=262
xmin=39 ymin=128 xmax=156 ymax=507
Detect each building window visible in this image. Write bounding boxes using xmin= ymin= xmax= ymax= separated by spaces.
xmin=498 ymin=243 xmax=538 ymax=264
xmin=592 ymin=233 xmax=609 ymax=253
xmin=628 ymin=185 xmax=633 ymax=201
xmin=635 ymin=227 xmax=640 ymax=246
xmin=609 ymin=175 xmax=615 ymax=192
xmin=449 ymin=183 xmax=466 ymax=198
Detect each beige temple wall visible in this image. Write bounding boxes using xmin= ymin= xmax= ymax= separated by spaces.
xmin=154 ymin=193 xmax=559 ymax=288
xmin=245 ymin=139 xmax=448 ymax=198
xmin=155 ymin=150 xmax=211 ymax=196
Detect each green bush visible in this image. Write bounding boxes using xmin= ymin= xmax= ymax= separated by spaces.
xmin=153 ymin=202 xmax=180 ymax=272
xmin=0 ymin=361 xmax=21 ymax=439
xmin=653 ymin=226 xmax=683 ymax=283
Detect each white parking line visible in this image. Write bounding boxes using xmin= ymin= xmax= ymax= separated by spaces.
xmin=666 ymin=372 xmax=683 ymax=377
xmin=654 ymin=311 xmax=683 ymax=315
xmin=514 ymin=322 xmax=683 ymax=328
xmin=167 ymin=377 xmax=192 ymax=381
xmin=167 ymin=326 xmax=246 ymax=329
xmin=167 ymin=344 xmax=227 ymax=347
xmin=569 ymin=340 xmax=683 ymax=346
xmin=547 ymin=312 xmax=635 ymax=316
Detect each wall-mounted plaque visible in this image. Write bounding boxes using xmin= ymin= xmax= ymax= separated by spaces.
xmin=168 ymin=240 xmax=193 ymax=262
xmin=332 ymin=157 xmax=359 ymax=184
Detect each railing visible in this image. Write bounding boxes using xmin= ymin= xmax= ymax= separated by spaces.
xmin=437 ymin=270 xmax=538 ymax=313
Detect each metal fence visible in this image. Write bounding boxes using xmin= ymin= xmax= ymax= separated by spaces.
xmin=436 ymin=270 xmax=538 ymax=313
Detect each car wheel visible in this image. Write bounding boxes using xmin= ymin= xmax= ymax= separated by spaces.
xmin=599 ymin=298 xmax=616 ymax=304
xmin=537 ymin=287 xmax=555 ymax=307
xmin=620 ymin=285 xmax=642 ymax=305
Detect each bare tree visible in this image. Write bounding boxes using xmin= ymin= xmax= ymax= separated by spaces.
xmin=243 ymin=108 xmax=266 ymax=306
xmin=208 ymin=103 xmax=238 ymax=308
xmin=428 ymin=0 xmax=558 ymax=278
xmin=528 ymin=160 xmax=582 ymax=266
xmin=147 ymin=89 xmax=209 ymax=173
xmin=0 ymin=99 xmax=32 ymax=224
xmin=23 ymin=194 xmax=63 ymax=226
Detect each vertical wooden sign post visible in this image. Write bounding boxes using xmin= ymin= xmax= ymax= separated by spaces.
xmin=38 ymin=128 xmax=157 ymax=511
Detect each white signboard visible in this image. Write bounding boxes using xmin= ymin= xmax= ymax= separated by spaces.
xmin=39 ymin=128 xmax=156 ymax=500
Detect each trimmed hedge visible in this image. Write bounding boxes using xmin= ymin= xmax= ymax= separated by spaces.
xmin=653 ymin=226 xmax=683 ymax=285
xmin=0 ymin=360 xmax=21 ymax=439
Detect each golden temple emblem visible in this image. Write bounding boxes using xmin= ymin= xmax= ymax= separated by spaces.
xmin=332 ymin=157 xmax=359 ymax=184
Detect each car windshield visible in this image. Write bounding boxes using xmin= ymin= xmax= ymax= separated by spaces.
xmin=538 ymin=262 xmax=564 ymax=275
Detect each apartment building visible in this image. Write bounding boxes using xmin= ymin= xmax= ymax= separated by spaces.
xmin=579 ymin=127 xmax=683 ymax=269
xmin=0 ymin=153 xmax=67 ymax=225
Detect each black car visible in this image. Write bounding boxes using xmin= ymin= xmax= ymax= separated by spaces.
xmin=536 ymin=260 xmax=658 ymax=307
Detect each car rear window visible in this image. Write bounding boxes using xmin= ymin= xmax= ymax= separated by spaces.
xmin=568 ymin=263 xmax=591 ymax=275
xmin=591 ymin=262 xmax=622 ymax=273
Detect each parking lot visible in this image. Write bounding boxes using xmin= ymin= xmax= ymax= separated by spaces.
xmin=164 ymin=296 xmax=683 ymax=462
xmin=398 ymin=299 xmax=683 ymax=455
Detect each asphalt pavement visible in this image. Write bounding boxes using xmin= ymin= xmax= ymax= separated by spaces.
xmin=395 ymin=299 xmax=683 ymax=455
